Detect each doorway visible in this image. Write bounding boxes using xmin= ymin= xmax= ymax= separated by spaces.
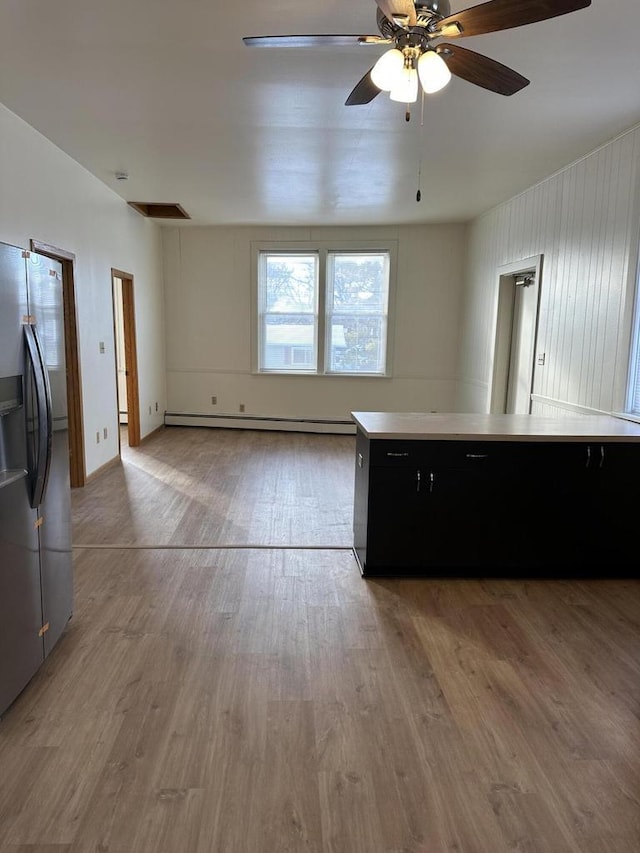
xmin=30 ymin=239 xmax=86 ymax=487
xmin=490 ymin=255 xmax=543 ymax=414
xmin=111 ymin=270 xmax=140 ymax=449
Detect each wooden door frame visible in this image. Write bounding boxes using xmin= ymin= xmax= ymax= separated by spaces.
xmin=30 ymin=239 xmax=86 ymax=488
xmin=111 ymin=270 xmax=141 ymax=448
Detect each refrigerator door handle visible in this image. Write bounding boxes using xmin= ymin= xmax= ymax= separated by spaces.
xmin=24 ymin=323 xmax=53 ymax=509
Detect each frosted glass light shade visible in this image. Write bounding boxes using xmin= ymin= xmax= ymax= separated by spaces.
xmin=389 ymin=66 xmax=419 ymax=103
xmin=370 ymin=49 xmax=404 ymax=91
xmin=417 ymin=50 xmax=451 ymax=94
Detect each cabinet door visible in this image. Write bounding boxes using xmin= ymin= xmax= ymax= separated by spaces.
xmin=366 ymin=463 xmax=521 ymax=572
xmin=426 ymin=466 xmax=522 ymax=569
xmin=529 ymin=442 xmax=639 ymax=573
xmin=526 ymin=443 xmax=589 ymax=568
xmin=366 ymin=465 xmax=427 ymax=569
xmin=592 ymin=444 xmax=639 ymax=574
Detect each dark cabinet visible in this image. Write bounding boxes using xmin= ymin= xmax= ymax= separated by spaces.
xmin=353 ymin=430 xmax=640 ymax=577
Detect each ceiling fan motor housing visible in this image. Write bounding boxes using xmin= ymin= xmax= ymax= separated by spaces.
xmin=416 ymin=1 xmax=451 ymax=18
xmin=378 ymin=1 xmax=450 ymax=41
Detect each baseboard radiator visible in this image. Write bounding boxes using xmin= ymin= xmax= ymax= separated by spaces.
xmin=164 ymin=412 xmax=356 ymax=435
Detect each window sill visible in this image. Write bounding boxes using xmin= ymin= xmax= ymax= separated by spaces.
xmin=254 ymin=370 xmax=391 ymax=379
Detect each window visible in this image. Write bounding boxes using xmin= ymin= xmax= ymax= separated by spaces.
xmin=258 ymin=253 xmax=318 ymax=372
xmin=626 ymin=246 xmax=640 ymax=418
xmin=254 ymin=243 xmax=394 ymax=376
xmin=628 ymin=276 xmax=640 ymax=416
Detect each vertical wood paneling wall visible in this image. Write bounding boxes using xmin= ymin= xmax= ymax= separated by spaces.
xmin=458 ymin=123 xmax=640 ymax=417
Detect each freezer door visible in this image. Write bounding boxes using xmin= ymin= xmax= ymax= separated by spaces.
xmin=0 ymin=471 xmax=44 ymax=717
xmin=0 ymin=242 xmax=28 ymax=378
xmin=26 ymin=252 xmax=73 ymax=655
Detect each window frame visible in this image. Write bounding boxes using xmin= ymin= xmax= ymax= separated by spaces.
xmin=625 ymin=242 xmax=640 ymax=419
xmin=251 ymin=240 xmax=397 ymax=377
xmin=256 ymin=249 xmax=319 ymax=374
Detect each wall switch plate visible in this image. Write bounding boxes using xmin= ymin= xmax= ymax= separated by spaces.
xmin=537 ymin=353 xmax=546 ymax=365
xmin=211 ymin=396 xmax=217 ymax=405
xmin=99 ymin=341 xmax=105 ymax=353
xmin=239 ymin=403 xmax=245 ymax=413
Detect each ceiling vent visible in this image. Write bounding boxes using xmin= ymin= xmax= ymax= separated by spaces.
xmin=127 ymin=202 xmax=191 ymax=220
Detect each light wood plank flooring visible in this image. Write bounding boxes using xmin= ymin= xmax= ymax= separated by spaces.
xmin=72 ymin=427 xmax=355 ymax=548
xmin=0 ymin=426 xmax=639 ymax=852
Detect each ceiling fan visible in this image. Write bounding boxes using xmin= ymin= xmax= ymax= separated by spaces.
xmin=243 ymin=0 xmax=592 ymax=108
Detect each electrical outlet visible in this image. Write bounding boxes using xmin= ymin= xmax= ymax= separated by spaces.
xmin=103 ymin=427 xmax=108 ymax=439
xmin=155 ymin=401 xmax=158 ymax=412
xmin=99 ymin=341 xmax=105 ymax=354
xmin=239 ymin=403 xmax=245 ymax=413
xmin=96 ymin=431 xmax=100 ymax=444
xmin=211 ymin=396 xmax=217 ymax=405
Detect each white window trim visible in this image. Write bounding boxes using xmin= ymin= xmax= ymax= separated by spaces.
xmin=251 ymin=240 xmax=397 ymax=377
xmin=625 ymin=238 xmax=640 ymax=415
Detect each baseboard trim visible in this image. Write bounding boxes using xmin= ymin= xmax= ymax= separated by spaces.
xmin=164 ymin=412 xmax=357 ymax=435
xmin=140 ymin=424 xmax=165 ymax=444
xmin=85 ymin=454 xmax=120 ymax=483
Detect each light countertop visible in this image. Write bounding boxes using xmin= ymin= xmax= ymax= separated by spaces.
xmin=350 ymin=412 xmax=640 ymax=442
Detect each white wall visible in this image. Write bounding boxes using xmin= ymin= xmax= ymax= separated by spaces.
xmin=0 ymin=104 xmax=166 ymax=476
xmin=162 ymin=224 xmax=467 ymax=424
xmin=458 ymin=123 xmax=640 ymax=417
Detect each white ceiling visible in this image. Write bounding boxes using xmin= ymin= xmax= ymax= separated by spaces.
xmin=0 ymin=0 xmax=638 ymax=227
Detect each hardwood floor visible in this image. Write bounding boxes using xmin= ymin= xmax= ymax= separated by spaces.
xmin=1 ymin=427 xmax=639 ymax=852
xmin=72 ymin=427 xmax=355 ymax=548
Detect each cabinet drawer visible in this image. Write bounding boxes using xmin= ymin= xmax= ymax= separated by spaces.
xmin=369 ymin=440 xmax=527 ymax=470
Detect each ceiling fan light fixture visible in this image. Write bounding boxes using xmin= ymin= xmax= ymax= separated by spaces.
xmin=417 ymin=49 xmax=451 ymax=94
xmin=371 ymin=48 xmax=404 ymax=91
xmin=389 ymin=65 xmax=419 ymax=104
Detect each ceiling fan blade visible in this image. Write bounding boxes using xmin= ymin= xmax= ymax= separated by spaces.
xmin=242 ymin=34 xmax=387 ymax=48
xmin=438 ymin=44 xmax=529 ymax=95
xmin=345 ymin=69 xmax=381 ymax=105
xmin=435 ymin=0 xmax=591 ymax=38
xmin=375 ymin=0 xmax=417 ymax=28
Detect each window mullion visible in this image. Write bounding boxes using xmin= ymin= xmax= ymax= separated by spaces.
xmin=317 ymin=250 xmax=327 ymax=374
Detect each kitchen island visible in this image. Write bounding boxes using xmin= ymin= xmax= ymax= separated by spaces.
xmin=351 ymin=412 xmax=640 ymax=577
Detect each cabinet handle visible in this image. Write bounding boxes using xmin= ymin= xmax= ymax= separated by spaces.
xmin=466 ymin=453 xmax=488 ymax=459
xmin=429 ymin=471 xmax=434 ymax=493
xmin=416 ymin=469 xmax=421 ymax=493
xmin=387 ymin=452 xmax=410 ymax=457
xmin=599 ymin=445 xmax=605 ymax=468
xmin=585 ymin=446 xmax=591 ymax=468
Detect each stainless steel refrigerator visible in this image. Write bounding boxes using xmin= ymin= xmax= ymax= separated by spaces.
xmin=0 ymin=240 xmax=73 ymax=717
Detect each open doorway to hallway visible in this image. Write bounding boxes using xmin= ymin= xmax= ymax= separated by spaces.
xmin=490 ymin=255 xmax=543 ymax=414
